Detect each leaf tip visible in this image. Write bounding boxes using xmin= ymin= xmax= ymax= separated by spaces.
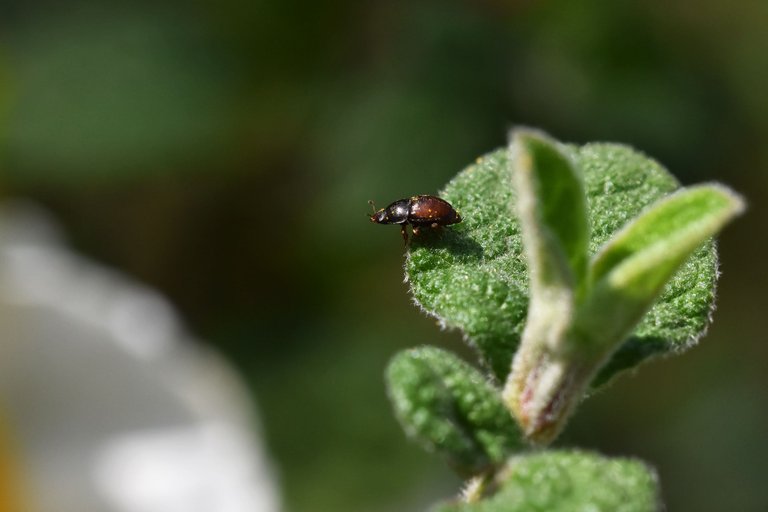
xmin=508 ymin=126 xmax=556 ymax=146
xmin=704 ymin=182 xmax=747 ymax=217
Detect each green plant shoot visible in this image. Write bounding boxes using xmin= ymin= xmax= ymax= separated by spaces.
xmin=385 ymin=128 xmax=743 ymax=509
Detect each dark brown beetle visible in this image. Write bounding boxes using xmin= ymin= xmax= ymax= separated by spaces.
xmin=369 ymin=195 xmax=462 ymax=243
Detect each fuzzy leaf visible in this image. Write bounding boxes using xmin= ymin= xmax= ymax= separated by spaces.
xmin=501 ymin=131 xmax=588 ymax=440
xmin=433 ymin=450 xmax=660 ymax=512
xmin=511 ymin=129 xmax=588 ymax=292
xmin=576 ymin=184 xmax=745 ymax=354
xmin=386 ymin=347 xmax=523 ymax=475
xmin=407 ymin=143 xmax=719 ymax=385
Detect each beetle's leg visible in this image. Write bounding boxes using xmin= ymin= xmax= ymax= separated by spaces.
xmin=412 ymin=226 xmax=421 ymax=237
xmin=401 ymin=224 xmax=409 ymax=244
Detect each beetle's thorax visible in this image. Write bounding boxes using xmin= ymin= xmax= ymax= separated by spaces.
xmin=373 ymin=199 xmax=410 ymax=224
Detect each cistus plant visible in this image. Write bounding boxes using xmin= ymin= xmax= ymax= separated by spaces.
xmin=384 ymin=128 xmax=744 ymax=511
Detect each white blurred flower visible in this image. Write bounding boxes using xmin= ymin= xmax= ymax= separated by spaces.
xmin=0 ymin=201 xmax=280 ymax=512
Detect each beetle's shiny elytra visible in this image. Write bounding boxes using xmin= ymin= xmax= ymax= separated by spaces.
xmin=369 ymin=195 xmax=462 ymax=243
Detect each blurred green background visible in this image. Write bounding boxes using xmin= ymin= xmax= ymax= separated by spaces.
xmin=1 ymin=0 xmax=767 ymax=510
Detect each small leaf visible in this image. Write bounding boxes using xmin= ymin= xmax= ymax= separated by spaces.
xmin=511 ymin=129 xmax=589 ymax=292
xmin=576 ymin=184 xmax=745 ymax=353
xmin=386 ymin=347 xmax=523 ymax=475
xmin=502 ymin=130 xmax=589 ymax=439
xmin=407 ymin=143 xmax=720 ymax=385
xmin=433 ymin=450 xmax=660 ymax=512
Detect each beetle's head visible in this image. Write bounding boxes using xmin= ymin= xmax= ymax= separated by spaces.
xmin=370 ymin=208 xmax=388 ymax=224
xmin=368 ymin=200 xmax=387 ymax=224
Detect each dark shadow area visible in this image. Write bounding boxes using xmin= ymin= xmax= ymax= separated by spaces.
xmin=591 ymin=336 xmax=668 ymax=388
xmin=410 ymin=226 xmax=484 ymax=262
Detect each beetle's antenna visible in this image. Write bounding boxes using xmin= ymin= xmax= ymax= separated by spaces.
xmin=368 ymin=200 xmax=377 ymax=215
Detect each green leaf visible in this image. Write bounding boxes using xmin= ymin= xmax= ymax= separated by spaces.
xmin=502 ymin=130 xmax=589 ymax=440
xmin=407 ymin=143 xmax=720 ymax=385
xmin=511 ymin=129 xmax=589 ymax=292
xmin=576 ymin=184 xmax=745 ymax=354
xmin=386 ymin=347 xmax=523 ymax=475
xmin=433 ymin=450 xmax=660 ymax=512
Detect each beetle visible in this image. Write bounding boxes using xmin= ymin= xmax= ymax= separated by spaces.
xmin=369 ymin=195 xmax=462 ymax=243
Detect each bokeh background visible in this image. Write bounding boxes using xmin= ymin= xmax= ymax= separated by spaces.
xmin=1 ymin=0 xmax=767 ymax=511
